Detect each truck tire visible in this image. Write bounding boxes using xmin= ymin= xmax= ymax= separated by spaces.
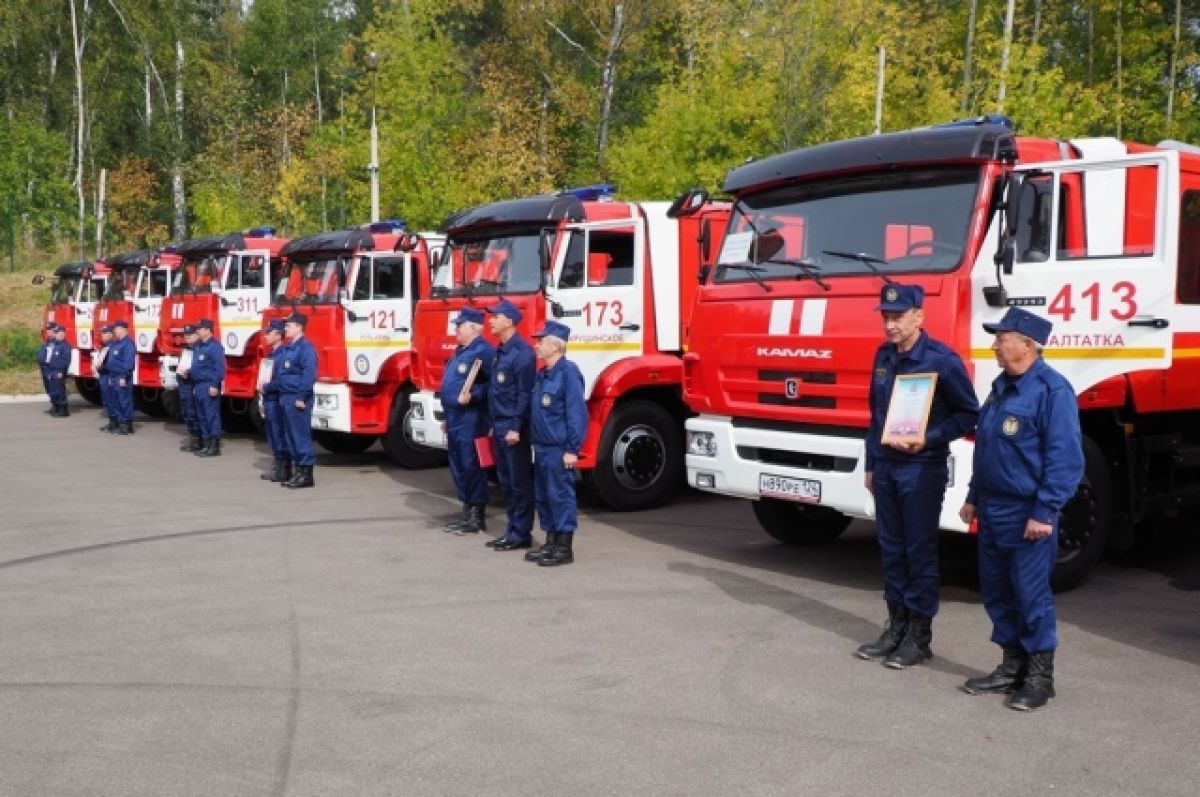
xmin=222 ymin=397 xmax=256 ymax=433
xmin=135 ymin=388 xmax=167 ymax=417
xmin=74 ymin=377 xmax=103 ymax=406
xmin=381 ymin=388 xmax=447 ymax=469
xmin=160 ymin=388 xmax=181 ymax=421
xmin=588 ymin=399 xmax=682 ymax=512
xmin=314 ymin=430 xmax=378 ymax=455
xmin=1051 ymin=437 xmax=1111 ymax=592
xmin=752 ymin=498 xmax=852 ymax=546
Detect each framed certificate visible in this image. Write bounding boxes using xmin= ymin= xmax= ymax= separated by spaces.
xmin=179 ymin=349 xmax=194 ymax=372
xmin=257 ymin=359 xmax=274 ymax=389
xmin=881 ymin=372 xmax=938 ymax=446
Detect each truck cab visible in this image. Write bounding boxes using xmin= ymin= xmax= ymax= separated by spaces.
xmin=407 ymin=185 xmax=729 ymax=511
xmin=262 ymin=222 xmax=446 ymax=466
xmin=158 ymin=228 xmax=287 ymax=424
xmin=91 ymin=248 xmax=180 ymax=416
xmin=40 ymin=260 xmax=108 ymax=405
xmin=684 ymin=119 xmax=1192 ymax=589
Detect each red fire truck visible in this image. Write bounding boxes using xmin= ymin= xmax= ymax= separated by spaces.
xmin=90 ymin=248 xmax=181 ymax=416
xmin=683 ymin=118 xmax=1200 ymax=589
xmin=260 ymin=221 xmax=446 ymax=466
xmin=39 ymin=260 xmax=108 ymax=405
xmin=407 ymin=185 xmax=730 ymax=511
xmin=158 ymin=228 xmax=288 ymax=425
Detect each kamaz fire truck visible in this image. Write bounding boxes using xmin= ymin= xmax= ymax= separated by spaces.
xmin=683 ymin=118 xmax=1200 ymax=589
xmin=90 ymin=248 xmax=181 ymax=416
xmin=39 ymin=260 xmax=108 ymax=405
xmin=261 ymin=221 xmax=446 ymax=466
xmin=407 ymin=185 xmax=730 ymax=511
xmin=158 ymin=228 xmax=288 ymax=425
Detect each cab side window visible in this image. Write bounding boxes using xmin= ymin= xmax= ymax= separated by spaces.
xmin=373 ymin=257 xmax=404 ymax=299
xmin=352 ymin=259 xmax=371 ymax=300
xmin=1178 ymin=190 xmax=1200 ymax=303
xmin=241 ymin=256 xmax=266 ymax=289
xmin=558 ymin=229 xmax=635 ymax=289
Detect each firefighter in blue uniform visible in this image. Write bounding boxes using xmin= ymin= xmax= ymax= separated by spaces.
xmin=39 ymin=323 xmax=72 ymax=417
xmin=107 ymin=319 xmax=137 ymax=435
xmin=483 ymin=299 xmax=537 ymax=551
xmin=857 ymin=284 xmax=979 ymax=668
xmin=191 ymin=318 xmax=227 ymax=457
xmin=525 ymin=320 xmax=588 ymax=567
xmin=176 ymin=324 xmax=203 ymax=452
xmin=960 ymin=307 xmax=1083 ymax=711
xmin=96 ymin=325 xmax=117 ymax=432
xmin=277 ymin=312 xmax=318 ymax=488
xmin=440 ymin=307 xmax=494 ymax=534
xmin=259 ymin=319 xmax=292 ymax=483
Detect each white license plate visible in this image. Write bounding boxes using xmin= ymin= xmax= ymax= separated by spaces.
xmin=758 ymin=473 xmax=821 ymax=503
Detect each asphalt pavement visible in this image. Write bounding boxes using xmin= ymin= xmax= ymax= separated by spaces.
xmin=1 ymin=397 xmax=1197 ymax=796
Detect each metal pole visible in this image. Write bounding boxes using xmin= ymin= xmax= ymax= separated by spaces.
xmin=368 ymin=51 xmax=380 ymax=223
xmin=997 ymin=0 xmax=1016 ymax=114
xmin=874 ymin=46 xmax=886 ymax=135
xmin=6 ymin=194 xmax=13 ymax=273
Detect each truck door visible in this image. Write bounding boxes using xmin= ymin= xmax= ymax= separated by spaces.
xmin=545 ymin=219 xmax=644 ymax=395
xmin=133 ymin=267 xmax=168 ymax=354
xmin=345 ymin=253 xmax=411 ymax=383
xmin=976 ymin=150 xmax=1177 ymax=392
xmin=221 ymin=249 xmax=271 ymax=356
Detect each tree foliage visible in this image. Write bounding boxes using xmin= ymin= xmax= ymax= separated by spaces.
xmin=5 ymin=0 xmax=1200 ymax=257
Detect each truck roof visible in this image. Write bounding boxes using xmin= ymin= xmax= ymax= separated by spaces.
xmin=52 ymin=261 xmax=97 ymax=278
xmin=177 ymin=230 xmax=280 ymax=256
xmin=280 ymin=229 xmax=376 ymax=258
xmin=722 ymin=122 xmax=1018 ymax=195
xmin=105 ymin=249 xmax=156 ymax=268
xmin=439 ymin=194 xmax=585 ymax=235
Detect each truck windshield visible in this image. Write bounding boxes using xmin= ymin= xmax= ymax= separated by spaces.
xmin=715 ymin=166 xmax=981 ymax=284
xmin=274 ymin=257 xmax=346 ymax=305
xmin=433 ymin=231 xmax=542 ymax=296
xmin=101 ymin=269 xmax=137 ymax=301
xmin=173 ymin=254 xmax=227 ymax=294
xmin=50 ymin=277 xmax=81 ymax=305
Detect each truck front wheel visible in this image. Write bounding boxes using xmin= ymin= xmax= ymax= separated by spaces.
xmin=314 ymin=430 xmax=378 ymax=455
xmin=752 ymin=498 xmax=852 ymax=545
xmin=381 ymin=388 xmax=447 ymax=469
xmin=74 ymin=377 xmax=103 ymax=406
xmin=588 ymin=399 xmax=682 ymax=512
xmin=1050 ymin=437 xmax=1111 ymax=592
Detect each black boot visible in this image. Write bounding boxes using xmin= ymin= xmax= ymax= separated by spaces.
xmin=262 ymin=456 xmax=287 ymax=481
xmin=884 ymin=613 xmax=933 ymax=669
xmin=180 ymin=434 xmax=202 ymax=452
xmin=53 ymin=406 xmax=69 ymax=417
xmin=493 ymin=535 xmax=533 ymax=551
xmin=538 ymin=532 xmax=574 ymax=566
xmin=525 ymin=532 xmax=558 ymax=562
xmin=443 ymin=504 xmax=472 ymax=533
xmin=962 ymin=647 xmax=1027 ymax=695
xmin=451 ymin=504 xmax=486 ymax=534
xmin=855 ymin=602 xmax=909 ymax=660
xmin=195 ymin=438 xmax=221 ymax=457
xmin=115 ymin=422 xmax=133 ymax=436
xmin=1006 ymin=651 xmax=1055 ymax=711
xmin=285 ymin=465 xmax=315 ymax=489
xmin=100 ymin=420 xmax=117 ymax=433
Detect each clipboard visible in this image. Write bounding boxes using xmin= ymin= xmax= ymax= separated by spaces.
xmin=458 ymin=357 xmax=483 ymax=402
xmin=474 ymin=435 xmax=495 ymax=468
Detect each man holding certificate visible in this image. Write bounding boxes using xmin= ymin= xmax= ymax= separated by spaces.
xmin=191 ymin=318 xmax=226 ymax=456
xmin=439 ymin=307 xmax=494 ymax=535
xmin=857 ymin=284 xmax=979 ymax=669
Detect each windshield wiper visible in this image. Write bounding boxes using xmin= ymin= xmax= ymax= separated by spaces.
xmin=762 ymin=257 xmax=831 ymax=291
xmin=718 ymin=262 xmax=773 ymax=293
xmin=822 ymin=250 xmax=895 ymax=284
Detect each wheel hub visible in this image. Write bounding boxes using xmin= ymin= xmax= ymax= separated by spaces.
xmin=1057 ymin=485 xmax=1097 ymax=563
xmin=611 ymin=425 xmax=665 ymax=491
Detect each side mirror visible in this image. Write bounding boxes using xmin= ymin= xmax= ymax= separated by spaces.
xmin=998 ymin=237 xmax=1016 ymax=276
xmin=1004 ymin=172 xmax=1026 ymax=234
xmin=667 ymin=187 xmax=710 ymax=219
xmin=396 ymin=232 xmax=419 ymax=252
xmin=699 ymin=219 xmax=712 ymax=263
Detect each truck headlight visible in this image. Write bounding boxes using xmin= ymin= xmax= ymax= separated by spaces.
xmin=315 ymin=394 xmax=339 ymax=411
xmin=687 ymin=431 xmax=717 ymax=457
xmin=410 ymin=402 xmax=425 ymax=420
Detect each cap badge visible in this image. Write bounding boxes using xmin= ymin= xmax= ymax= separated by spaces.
xmin=885 ymin=287 xmax=899 ymax=302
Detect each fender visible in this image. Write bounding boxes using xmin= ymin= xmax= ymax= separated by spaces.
xmin=589 ymin=353 xmax=683 ymax=402
xmin=376 ymin=350 xmax=414 ymax=386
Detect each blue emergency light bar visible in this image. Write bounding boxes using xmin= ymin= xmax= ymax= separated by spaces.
xmin=368 ymin=218 xmax=407 ymax=233
xmin=245 ymin=226 xmax=277 ymax=237
xmin=935 ymin=115 xmax=1015 ymax=130
xmin=559 ymin=183 xmax=617 ymax=201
